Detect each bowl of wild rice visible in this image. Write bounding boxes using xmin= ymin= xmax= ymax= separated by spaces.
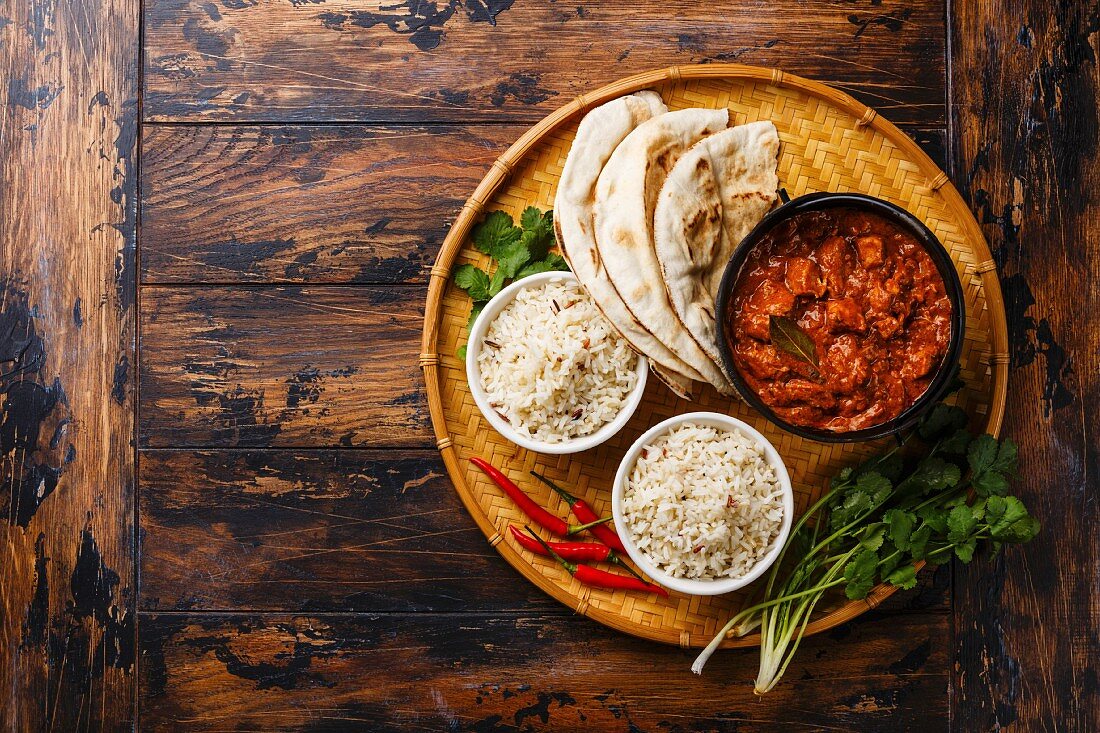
xmin=466 ymin=271 xmax=648 ymax=455
xmin=612 ymin=413 xmax=793 ymax=595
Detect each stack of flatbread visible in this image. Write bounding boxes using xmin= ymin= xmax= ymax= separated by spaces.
xmin=553 ymin=92 xmax=781 ymax=399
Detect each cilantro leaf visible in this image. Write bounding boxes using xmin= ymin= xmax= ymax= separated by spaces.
xmin=919 ymin=404 xmax=968 ymax=441
xmin=883 ymin=509 xmax=916 ymax=551
xmin=859 ymin=523 xmax=886 ymax=551
xmin=944 ymin=492 xmax=969 ymax=508
xmin=830 ymin=466 xmax=854 ymax=490
xmin=856 ymin=471 xmax=892 ymax=504
xmin=472 ymin=211 xmax=522 ymax=257
xmin=829 ymin=472 xmax=891 ymax=533
xmin=515 ymin=253 xmax=569 ymax=279
xmin=973 ymin=470 xmax=1009 ymax=497
xmin=954 ymin=538 xmax=977 ymax=563
xmin=985 ymin=496 xmax=1022 ymax=532
xmin=999 ymin=515 xmax=1040 ymax=543
xmin=947 ymin=504 xmax=979 ymax=543
xmin=858 ymin=451 xmax=904 ymax=483
xmin=831 ymin=489 xmax=873 ymax=532
xmin=917 ymin=505 xmax=948 ymax=534
xmin=899 ymin=457 xmax=961 ymax=495
xmin=493 ymin=238 xmax=532 ymax=280
xmin=908 ymin=525 xmax=932 ymax=559
xmin=986 ymin=496 xmax=1039 ymax=543
xmin=454 ymin=264 xmax=492 ymax=302
xmin=940 ymin=428 xmax=973 ymax=456
xmin=885 ymin=563 xmax=918 ymax=590
xmin=519 ymin=207 xmax=555 ymax=261
xmin=519 ymin=206 xmax=548 ymax=234
xmin=967 ymin=434 xmax=999 ymax=476
xmin=879 ymin=543 xmax=902 ymax=576
xmin=991 ymin=439 xmax=1018 ymax=475
xmin=488 ymin=268 xmax=507 ymax=297
xmin=466 ymin=301 xmax=485 ymax=333
xmin=843 ymin=548 xmax=880 ymax=600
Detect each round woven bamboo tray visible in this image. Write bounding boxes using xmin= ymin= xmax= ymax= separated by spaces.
xmin=420 ymin=64 xmax=1008 ymax=649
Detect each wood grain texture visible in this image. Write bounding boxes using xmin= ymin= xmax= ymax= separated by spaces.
xmin=139 ymin=611 xmax=950 ymax=731
xmin=138 ymin=449 xmax=555 ymax=611
xmin=140 ymin=287 xmax=429 ymax=447
xmin=137 ymin=448 xmax=950 ymax=614
xmin=0 ymin=0 xmax=138 ymax=729
xmin=140 ymin=124 xmax=948 ymax=285
xmin=142 ymin=0 xmax=947 ymax=125
xmin=950 ymin=1 xmax=1099 ymax=730
xmin=141 ymin=124 xmax=526 ymax=284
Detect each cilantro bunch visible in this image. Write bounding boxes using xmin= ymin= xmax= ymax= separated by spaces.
xmin=691 ymin=401 xmax=1040 ymax=693
xmin=453 ymin=207 xmax=569 ymax=358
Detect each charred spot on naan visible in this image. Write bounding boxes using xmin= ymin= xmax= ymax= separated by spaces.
xmin=684 ymin=202 xmax=723 ymax=264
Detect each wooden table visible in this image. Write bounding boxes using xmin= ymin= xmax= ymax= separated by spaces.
xmin=1 ymin=1 xmax=1096 ymax=730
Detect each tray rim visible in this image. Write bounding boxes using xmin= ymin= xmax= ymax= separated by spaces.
xmin=419 ymin=63 xmax=1009 ymax=648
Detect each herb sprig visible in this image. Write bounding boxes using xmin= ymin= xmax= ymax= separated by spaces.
xmin=453 ymin=207 xmax=569 ymax=358
xmin=691 ymin=399 xmax=1040 ymax=693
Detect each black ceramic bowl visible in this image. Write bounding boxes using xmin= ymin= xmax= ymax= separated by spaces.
xmin=715 ymin=192 xmax=965 ymax=443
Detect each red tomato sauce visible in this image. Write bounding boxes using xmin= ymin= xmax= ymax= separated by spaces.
xmin=726 ymin=207 xmax=953 ymax=432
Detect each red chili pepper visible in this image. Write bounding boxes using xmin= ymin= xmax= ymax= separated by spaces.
xmin=531 ymin=471 xmax=627 ymax=553
xmin=471 ymin=458 xmax=612 ymax=537
xmin=510 ymin=524 xmax=612 ymax=561
xmin=509 ymin=525 xmax=648 ymax=581
xmin=524 ymin=526 xmax=669 ymax=598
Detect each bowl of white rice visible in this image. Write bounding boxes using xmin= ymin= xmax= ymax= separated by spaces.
xmin=612 ymin=413 xmax=793 ymax=596
xmin=466 ymin=271 xmax=648 ymax=454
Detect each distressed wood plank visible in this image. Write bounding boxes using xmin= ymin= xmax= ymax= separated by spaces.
xmin=143 ymin=0 xmax=947 ymax=125
xmin=0 ymin=0 xmax=138 ymax=729
xmin=950 ymin=1 xmax=1099 ymax=730
xmin=141 ymin=124 xmax=526 ymax=284
xmin=137 ymin=448 xmax=948 ymax=614
xmin=140 ymin=287 xmax=428 ymax=447
xmin=140 ymin=125 xmax=947 ymax=285
xmin=139 ymin=612 xmax=949 ymax=731
xmin=138 ymin=449 xmax=555 ymax=611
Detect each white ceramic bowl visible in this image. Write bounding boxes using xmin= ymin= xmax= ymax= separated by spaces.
xmin=611 ymin=412 xmax=794 ymax=596
xmin=465 ymin=271 xmax=648 ymax=455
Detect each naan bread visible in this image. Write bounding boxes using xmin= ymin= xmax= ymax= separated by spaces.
xmin=554 ymin=92 xmax=699 ymax=399
xmin=593 ymin=107 xmax=735 ymax=395
xmin=654 ymin=121 xmax=780 ymax=379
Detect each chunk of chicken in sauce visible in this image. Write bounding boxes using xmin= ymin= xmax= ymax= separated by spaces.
xmin=855 ymin=235 xmax=884 ymax=269
xmin=736 ymin=279 xmax=796 ymax=341
xmin=816 ymin=235 xmax=852 ymax=295
xmin=825 ymin=298 xmax=866 ymax=334
xmin=784 ymin=257 xmax=826 ymax=297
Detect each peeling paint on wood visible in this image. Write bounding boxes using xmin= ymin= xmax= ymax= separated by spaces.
xmin=142 ymin=0 xmax=948 ymax=124
xmin=0 ymin=0 xmax=137 ymax=728
xmin=140 ymin=286 xmax=429 ymax=447
xmin=951 ymin=1 xmax=1099 ymax=730
xmin=139 ymin=612 xmax=951 ymax=730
